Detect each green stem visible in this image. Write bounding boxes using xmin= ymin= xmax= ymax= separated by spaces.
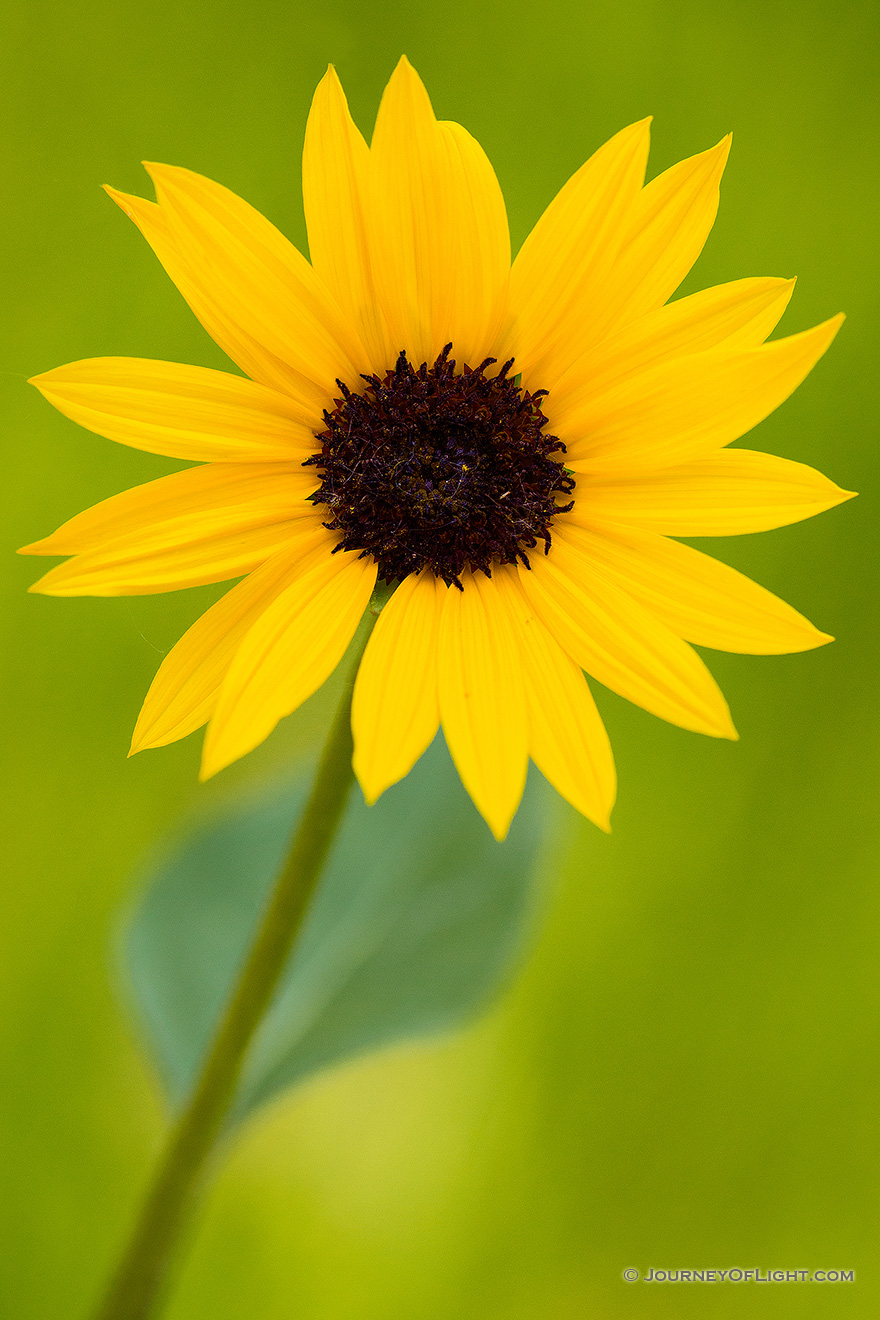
xmin=94 ymin=607 xmax=381 ymax=1320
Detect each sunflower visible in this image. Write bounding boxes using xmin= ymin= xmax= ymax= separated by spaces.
xmin=22 ymin=58 xmax=852 ymax=840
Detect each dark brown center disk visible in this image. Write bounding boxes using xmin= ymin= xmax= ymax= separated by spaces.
xmin=306 ymin=344 xmax=574 ymax=588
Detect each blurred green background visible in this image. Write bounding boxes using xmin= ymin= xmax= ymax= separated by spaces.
xmin=1 ymin=0 xmax=877 ymax=1315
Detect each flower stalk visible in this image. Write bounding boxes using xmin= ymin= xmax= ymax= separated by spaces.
xmin=94 ymin=606 xmax=381 ymax=1320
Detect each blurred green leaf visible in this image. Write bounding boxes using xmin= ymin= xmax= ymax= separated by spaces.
xmin=124 ymin=736 xmax=547 ymax=1123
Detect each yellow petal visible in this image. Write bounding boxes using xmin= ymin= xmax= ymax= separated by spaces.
xmin=436 ymin=570 xmax=529 ymax=840
xmin=145 ymin=162 xmax=367 ymax=391
xmin=303 ymin=66 xmax=394 ymax=371
xmin=28 ymin=471 xmax=326 ymax=595
xmin=202 ymin=549 xmax=377 ymax=778
xmin=352 ymin=571 xmax=445 ymax=802
xmin=131 ymin=529 xmax=333 ymax=751
xmin=597 ymin=135 xmax=733 ymax=339
xmin=29 ymin=357 xmax=319 ymax=463
xmin=29 ymin=522 xmax=305 ymax=596
xmin=503 ymin=118 xmax=651 ymax=381
xmin=493 ymin=567 xmax=615 ymax=830
xmin=367 ymin=57 xmax=510 ymax=369
xmin=567 ymin=447 xmax=855 ymax=536
xmin=547 ymin=276 xmax=795 ymax=419
xmin=560 ymin=315 xmax=844 ymax=473
xmin=519 ymin=542 xmax=737 ymax=739
xmin=556 ymin=521 xmax=832 ymax=654
xmin=105 ymin=187 xmax=327 ymax=413
xmin=21 ymin=462 xmax=316 ymax=557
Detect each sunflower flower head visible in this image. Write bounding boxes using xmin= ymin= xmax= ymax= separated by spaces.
xmin=22 ymin=57 xmax=853 ymax=839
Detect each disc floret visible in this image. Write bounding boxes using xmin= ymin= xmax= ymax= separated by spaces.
xmin=306 ymin=345 xmax=574 ymax=587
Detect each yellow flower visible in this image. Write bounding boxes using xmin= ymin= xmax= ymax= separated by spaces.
xmin=22 ymin=58 xmax=852 ymax=840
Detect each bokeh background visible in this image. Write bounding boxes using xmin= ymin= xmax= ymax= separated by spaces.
xmin=1 ymin=0 xmax=877 ymax=1315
